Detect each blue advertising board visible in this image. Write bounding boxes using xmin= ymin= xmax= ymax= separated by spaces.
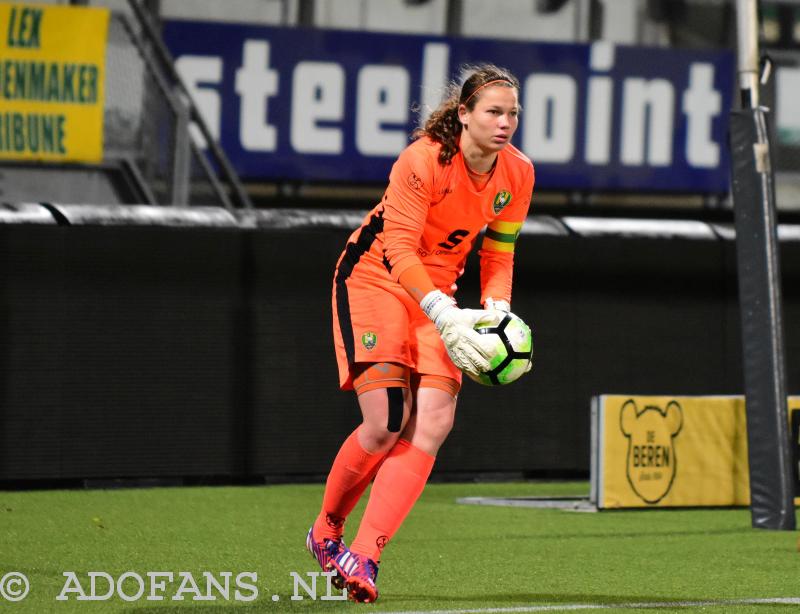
xmin=163 ymin=20 xmax=735 ymax=193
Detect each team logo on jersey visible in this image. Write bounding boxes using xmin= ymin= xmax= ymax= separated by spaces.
xmin=492 ymin=190 xmax=512 ymax=214
xmin=407 ymin=172 xmax=423 ymax=191
xmin=361 ymin=332 xmax=377 ymax=350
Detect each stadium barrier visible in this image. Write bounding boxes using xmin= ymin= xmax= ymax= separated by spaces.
xmin=0 ymin=203 xmax=799 ymax=484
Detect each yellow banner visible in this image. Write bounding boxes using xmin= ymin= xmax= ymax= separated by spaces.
xmin=596 ymin=395 xmax=800 ymax=509
xmin=0 ymin=3 xmax=109 ymax=162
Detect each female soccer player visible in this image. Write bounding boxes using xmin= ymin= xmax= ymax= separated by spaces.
xmin=306 ymin=63 xmax=534 ymax=603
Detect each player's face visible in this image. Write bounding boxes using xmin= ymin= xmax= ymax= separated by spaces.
xmin=460 ymin=86 xmax=519 ymax=152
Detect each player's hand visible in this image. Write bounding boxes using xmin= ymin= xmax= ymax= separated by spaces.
xmin=485 ymin=298 xmax=532 ymax=373
xmin=484 ymin=297 xmax=511 ymax=313
xmin=420 ymin=290 xmax=501 ymax=376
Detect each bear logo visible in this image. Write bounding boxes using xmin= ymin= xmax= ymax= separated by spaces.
xmin=620 ymin=399 xmax=683 ymax=504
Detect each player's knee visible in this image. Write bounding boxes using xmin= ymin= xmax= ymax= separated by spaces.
xmin=359 ymin=421 xmax=403 ymax=452
xmin=354 ymin=363 xmax=412 ymax=452
xmin=415 ymin=403 xmax=455 ymax=442
xmin=424 ymin=409 xmax=455 ymax=440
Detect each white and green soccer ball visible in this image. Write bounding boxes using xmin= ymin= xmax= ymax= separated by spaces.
xmin=467 ymin=312 xmax=533 ymax=386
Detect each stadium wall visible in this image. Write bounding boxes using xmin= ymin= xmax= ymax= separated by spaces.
xmin=1 ymin=213 xmax=798 ymax=484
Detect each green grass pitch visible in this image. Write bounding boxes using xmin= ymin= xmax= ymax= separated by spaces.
xmin=0 ymin=481 xmax=797 ymax=612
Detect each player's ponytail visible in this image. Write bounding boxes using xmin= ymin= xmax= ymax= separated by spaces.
xmin=413 ymin=63 xmax=519 ymax=166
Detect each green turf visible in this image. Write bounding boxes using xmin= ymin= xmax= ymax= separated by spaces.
xmin=0 ymin=481 xmax=797 ymax=612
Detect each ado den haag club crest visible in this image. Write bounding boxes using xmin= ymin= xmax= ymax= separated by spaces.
xmin=492 ymin=190 xmax=512 ymax=214
xmin=361 ymin=331 xmax=377 ymax=351
xmin=620 ymin=399 xmax=683 ymax=504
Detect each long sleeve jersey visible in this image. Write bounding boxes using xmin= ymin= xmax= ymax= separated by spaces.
xmin=337 ymin=136 xmax=535 ymax=304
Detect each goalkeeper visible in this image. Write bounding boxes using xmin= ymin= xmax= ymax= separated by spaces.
xmin=306 ymin=63 xmax=534 ymax=603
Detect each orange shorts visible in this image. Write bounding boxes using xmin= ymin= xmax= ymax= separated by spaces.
xmin=332 ymin=271 xmax=461 ymax=391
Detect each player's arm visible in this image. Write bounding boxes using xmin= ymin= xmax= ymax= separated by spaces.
xmin=382 ymin=146 xmax=499 ymax=375
xmin=381 ymin=146 xmax=454 ymax=303
xmin=381 ymin=146 xmax=436 ymax=299
xmin=479 ymin=219 xmax=522 ymax=309
xmin=479 ymin=164 xmax=534 ymax=310
xmin=397 ymin=264 xmax=435 ymax=302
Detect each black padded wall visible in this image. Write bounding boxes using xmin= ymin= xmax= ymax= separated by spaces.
xmin=0 ymin=226 xmax=242 ymax=479
xmin=0 ymin=223 xmax=797 ymax=482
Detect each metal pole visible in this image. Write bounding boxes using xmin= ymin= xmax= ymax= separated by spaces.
xmin=445 ymin=0 xmax=462 ymax=37
xmin=171 ymin=102 xmax=191 ymax=207
xmin=297 ymin=0 xmax=314 ymax=27
xmin=126 ymin=0 xmax=253 ymax=209
xmin=736 ymin=0 xmax=760 ymax=108
xmin=730 ymin=0 xmax=796 ymax=530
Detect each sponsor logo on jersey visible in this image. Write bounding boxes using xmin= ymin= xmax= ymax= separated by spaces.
xmin=492 ymin=190 xmax=512 ymax=214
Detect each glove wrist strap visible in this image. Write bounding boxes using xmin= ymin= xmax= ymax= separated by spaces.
xmin=420 ymin=289 xmax=455 ymax=328
xmin=484 ymin=297 xmax=511 ymax=312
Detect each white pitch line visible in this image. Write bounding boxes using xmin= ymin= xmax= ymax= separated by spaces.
xmin=381 ymin=596 xmax=800 ymax=614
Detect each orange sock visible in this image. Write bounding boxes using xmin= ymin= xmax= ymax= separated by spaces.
xmin=350 ymin=439 xmax=435 ymax=561
xmin=313 ymin=427 xmax=386 ymax=542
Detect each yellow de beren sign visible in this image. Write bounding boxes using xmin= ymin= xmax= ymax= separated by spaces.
xmin=0 ymin=3 xmax=109 ymax=162
xmin=592 ymin=395 xmax=800 ymax=509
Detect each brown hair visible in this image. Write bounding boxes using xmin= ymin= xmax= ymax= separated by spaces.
xmin=412 ymin=63 xmax=520 ymax=166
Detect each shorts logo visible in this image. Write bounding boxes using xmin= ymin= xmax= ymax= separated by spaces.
xmin=361 ymin=332 xmax=377 ymax=351
xmin=492 ymin=190 xmax=512 ymax=214
xmin=620 ymin=399 xmax=683 ymax=504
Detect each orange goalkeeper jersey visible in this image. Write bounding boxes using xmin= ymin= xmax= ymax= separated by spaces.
xmin=337 ymin=136 xmax=535 ymax=304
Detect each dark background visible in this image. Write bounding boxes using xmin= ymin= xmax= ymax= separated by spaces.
xmin=0 ymin=222 xmax=797 ymax=484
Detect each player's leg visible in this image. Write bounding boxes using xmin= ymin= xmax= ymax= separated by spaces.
xmin=401 ymin=374 xmax=460 ymax=454
xmin=346 ymin=376 xmax=458 ymax=558
xmin=352 ymin=362 xmax=413 ymax=453
xmin=325 ymin=365 xmax=413 ymax=602
xmin=311 ymin=362 xmax=412 ymax=542
xmin=342 ymin=317 xmax=460 ymax=602
xmin=309 ymin=279 xmax=413 ymax=580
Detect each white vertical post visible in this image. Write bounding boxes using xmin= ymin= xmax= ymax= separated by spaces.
xmin=736 ymin=0 xmax=760 ymax=108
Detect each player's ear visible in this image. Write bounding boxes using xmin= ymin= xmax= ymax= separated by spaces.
xmin=457 ymin=103 xmax=469 ymax=127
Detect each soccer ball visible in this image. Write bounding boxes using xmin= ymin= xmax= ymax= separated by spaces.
xmin=467 ymin=312 xmax=533 ymax=386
